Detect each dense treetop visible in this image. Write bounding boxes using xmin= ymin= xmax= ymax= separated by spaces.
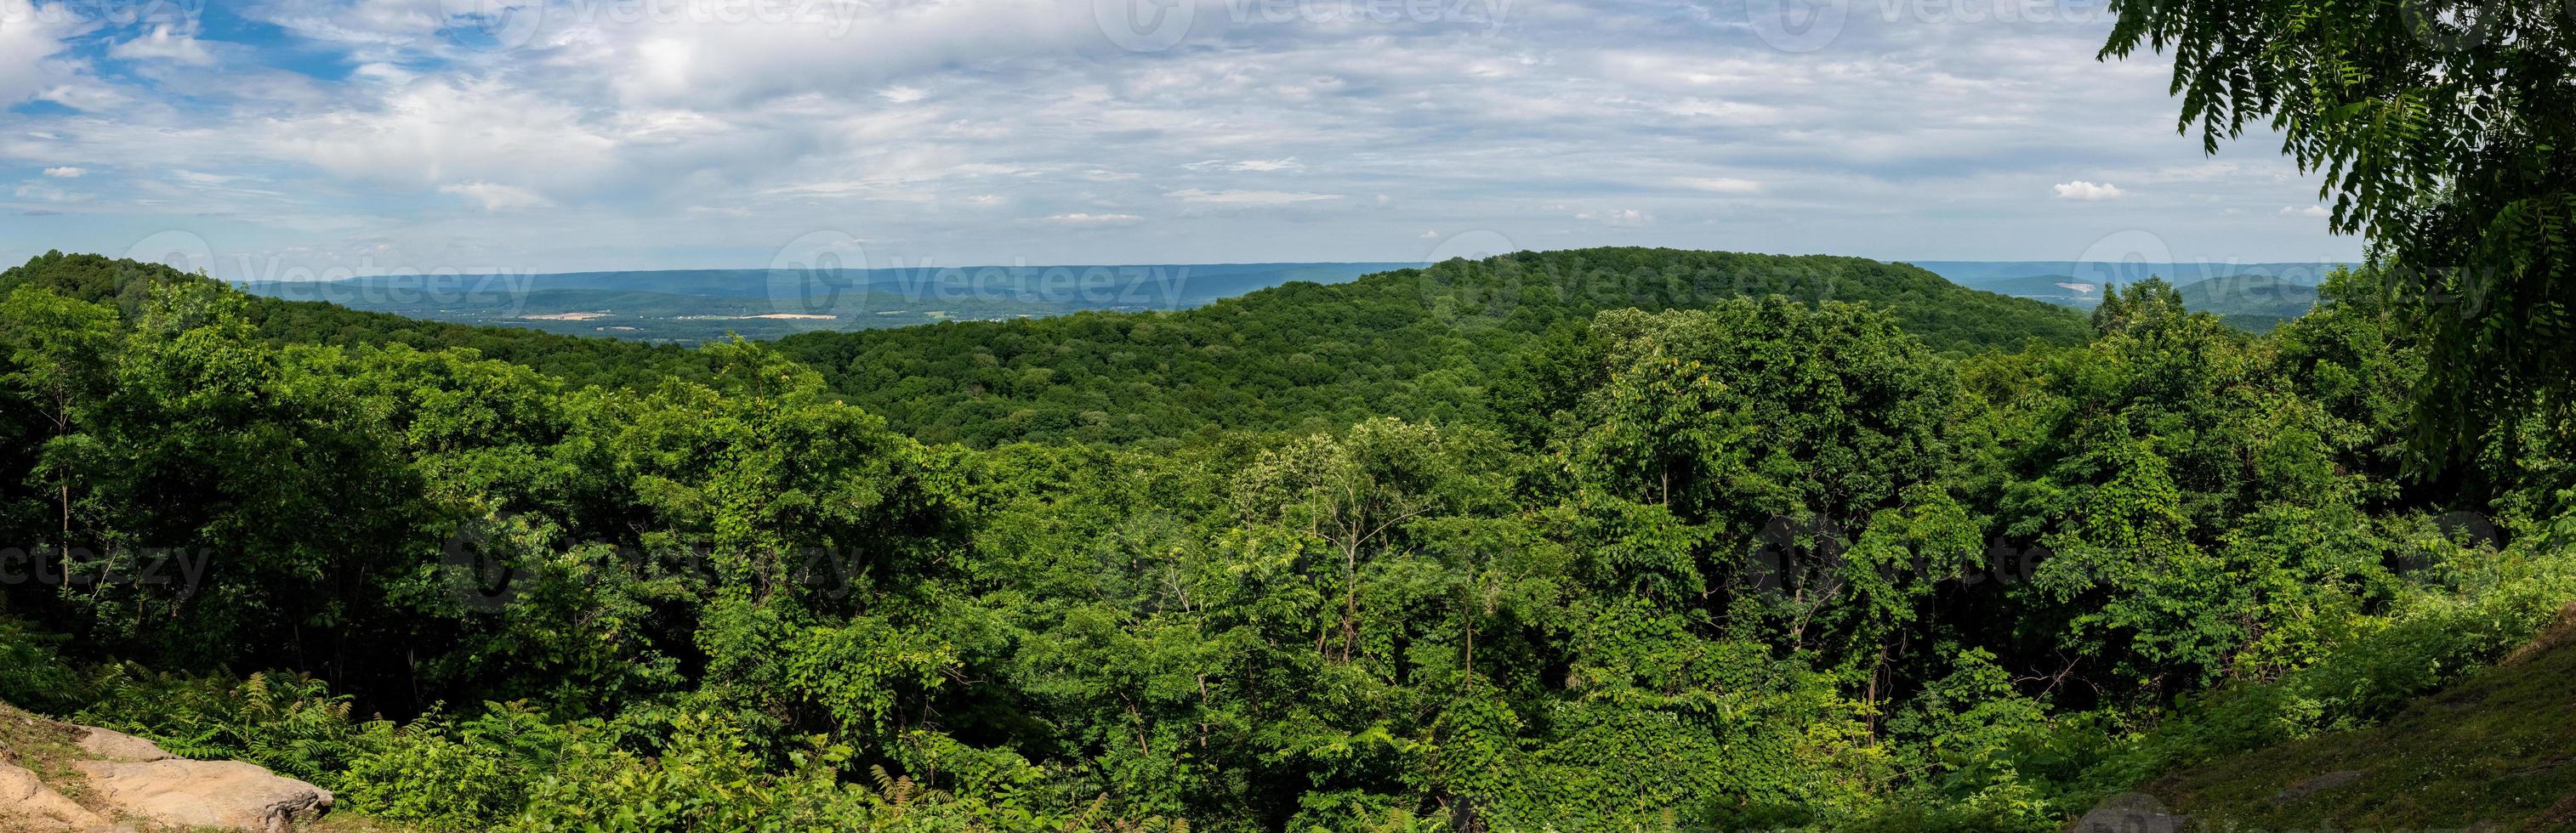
xmin=1 ymin=252 xmax=715 ymax=392
xmin=775 ymin=247 xmax=2091 ymax=445
xmin=2104 ymin=0 xmax=2576 ymax=473
xmin=1 ymin=247 xmax=2568 ymax=830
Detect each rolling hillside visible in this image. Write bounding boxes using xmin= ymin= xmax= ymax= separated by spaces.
xmin=2133 ymin=607 xmax=2576 ymax=830
xmin=776 ymin=246 xmax=2095 ymax=445
xmin=11 ymin=248 xmax=2089 ymax=439
xmin=2175 ymin=274 xmax=2323 ymax=332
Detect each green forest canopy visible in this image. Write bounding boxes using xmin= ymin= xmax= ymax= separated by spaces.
xmin=4 ymin=245 xmax=2573 ymax=830
xmin=771 ymin=247 xmax=2094 ymax=445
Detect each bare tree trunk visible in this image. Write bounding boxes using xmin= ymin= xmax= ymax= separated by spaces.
xmin=59 ymin=479 xmax=71 ymax=595
xmin=1342 ymin=543 xmax=1360 ymax=662
xmin=54 ymin=395 xmax=71 ymax=596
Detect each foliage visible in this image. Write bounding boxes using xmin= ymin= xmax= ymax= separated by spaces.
xmin=2101 ymin=0 xmax=2576 ymax=475
xmin=1 ymin=249 xmax=2571 ymax=830
xmin=774 ymin=248 xmax=2089 ymax=446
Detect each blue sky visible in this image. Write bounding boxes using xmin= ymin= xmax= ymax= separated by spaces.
xmin=1 ymin=0 xmax=2363 ymax=280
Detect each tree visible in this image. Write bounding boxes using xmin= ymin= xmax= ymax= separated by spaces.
xmin=0 ymin=286 xmax=120 ymax=591
xmin=2103 ymin=0 xmax=2576 ymax=473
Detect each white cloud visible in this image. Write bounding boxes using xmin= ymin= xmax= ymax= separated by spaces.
xmin=1044 ymin=212 xmax=1144 ymax=225
xmin=13 ymin=182 xmax=82 ymax=202
xmin=1164 ymin=189 xmax=1342 ymax=205
xmin=2281 ymin=205 xmax=2330 ymax=218
xmin=2053 ymin=180 xmax=2127 ymax=201
xmin=171 ymin=169 xmax=247 ymax=186
xmin=42 ymin=167 xmax=84 ymax=178
xmin=35 ymin=83 xmax=126 ymax=112
xmin=440 ymin=182 xmax=555 ymax=212
xmin=1577 ymin=208 xmax=1652 ymax=225
xmin=1185 ymin=158 xmax=1305 ymax=173
xmin=110 ymin=26 xmax=217 ymax=66
xmin=0 ymin=0 xmax=2365 ymax=274
xmin=0 ymin=0 xmax=84 ymax=105
xmin=269 ymin=78 xmax=623 ymax=196
xmin=1677 ymin=177 xmax=1762 ymax=195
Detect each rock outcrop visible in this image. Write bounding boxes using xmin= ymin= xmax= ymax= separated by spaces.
xmin=2074 ymin=791 xmax=2192 ymax=833
xmin=0 ymin=758 xmax=106 ymax=831
xmin=77 ymin=756 xmax=334 ymax=833
xmin=0 ymin=708 xmax=333 ymax=833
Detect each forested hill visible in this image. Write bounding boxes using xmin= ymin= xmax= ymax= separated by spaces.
xmin=8 ymin=246 xmax=2574 ymax=830
xmin=1 ymin=251 xmax=716 ymax=389
xmin=775 ymin=247 xmax=2091 ymax=445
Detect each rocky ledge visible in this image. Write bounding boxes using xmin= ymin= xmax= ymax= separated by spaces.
xmin=0 ymin=706 xmax=332 ymax=832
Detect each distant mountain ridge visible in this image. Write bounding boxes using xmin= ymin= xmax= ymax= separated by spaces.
xmin=1911 ymin=260 xmax=2352 ymax=288
xmin=2175 ymin=274 xmax=2323 ymax=332
xmin=235 ymin=262 xmax=1412 ymax=343
xmin=1911 ymin=261 xmax=2345 ymax=330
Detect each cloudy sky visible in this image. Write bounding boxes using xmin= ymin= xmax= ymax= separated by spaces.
xmin=0 ymin=0 xmax=2360 ymax=280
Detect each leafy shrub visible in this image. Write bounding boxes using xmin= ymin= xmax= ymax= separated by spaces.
xmin=71 ymin=666 xmax=357 ymax=784
xmin=0 ymin=618 xmax=81 ymax=711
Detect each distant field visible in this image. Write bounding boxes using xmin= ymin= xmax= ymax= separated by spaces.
xmin=236 ymin=263 xmax=1412 ymax=343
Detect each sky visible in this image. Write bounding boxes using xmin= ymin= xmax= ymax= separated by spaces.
xmin=0 ymin=0 xmax=2364 ymax=280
